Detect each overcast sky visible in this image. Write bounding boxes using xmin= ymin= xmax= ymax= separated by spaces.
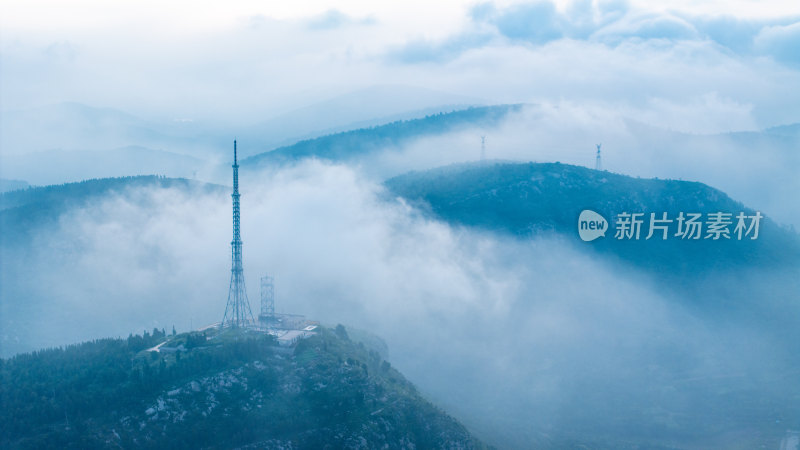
xmin=2 ymin=4 xmax=800 ymax=445
xmin=2 ymin=0 xmax=800 ymax=130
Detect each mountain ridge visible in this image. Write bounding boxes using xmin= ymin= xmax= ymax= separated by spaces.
xmin=0 ymin=176 xmax=223 ymax=247
xmin=0 ymin=325 xmax=488 ymax=449
xmin=242 ymin=104 xmax=524 ymax=167
xmin=385 ymin=161 xmax=800 ymax=276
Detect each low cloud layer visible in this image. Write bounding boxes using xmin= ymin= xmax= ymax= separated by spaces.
xmin=2 ymin=160 xmax=798 ymax=447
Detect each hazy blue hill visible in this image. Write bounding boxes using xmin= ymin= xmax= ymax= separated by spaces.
xmin=732 ymin=121 xmax=800 ymax=139
xmin=236 ymin=84 xmax=485 ymax=153
xmin=0 ymin=102 xmax=234 ymax=155
xmin=0 ymin=326 xmax=486 ymax=449
xmin=0 ymin=90 xmax=488 ymax=163
xmin=717 ymin=122 xmax=800 ymax=151
xmin=385 ymin=162 xmax=800 ymax=276
xmin=0 ymin=176 xmax=222 ymax=245
xmin=0 ymin=103 xmax=167 ymax=154
xmin=242 ymin=104 xmax=522 ymax=166
xmin=1 ymin=146 xmax=209 ymax=186
xmin=0 ymin=175 xmax=213 ymax=210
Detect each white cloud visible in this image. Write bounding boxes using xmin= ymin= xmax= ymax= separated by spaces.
xmin=634 ymin=92 xmax=757 ymax=133
xmin=2 ymin=0 xmax=800 ymax=130
xmin=754 ymin=21 xmax=800 ymax=66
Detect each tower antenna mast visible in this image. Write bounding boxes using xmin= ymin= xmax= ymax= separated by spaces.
xmin=222 ymin=140 xmax=255 ymax=328
xmin=595 ymin=143 xmax=602 ymax=171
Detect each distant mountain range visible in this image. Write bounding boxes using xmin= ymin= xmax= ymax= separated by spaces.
xmin=0 ymin=86 xmax=485 ymax=159
xmin=0 ymin=102 xmax=174 ymax=154
xmin=0 ymin=100 xmax=515 ymax=187
xmin=237 ymin=84 xmax=485 ymax=151
xmin=3 ymin=100 xmax=798 ymax=229
xmin=1 ymin=146 xmax=208 ymax=186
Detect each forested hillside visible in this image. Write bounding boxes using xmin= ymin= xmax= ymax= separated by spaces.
xmin=0 ymin=176 xmax=222 ymax=245
xmin=242 ymin=104 xmax=522 ymax=166
xmin=0 ymin=325 xmax=486 ymax=449
xmin=386 ymin=162 xmax=800 ymax=276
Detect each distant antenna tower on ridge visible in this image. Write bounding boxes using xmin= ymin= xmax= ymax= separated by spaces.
xmin=595 ymin=143 xmax=602 ymax=171
xmin=221 ymin=140 xmax=255 ymax=328
xmin=480 ymin=136 xmax=486 ymax=161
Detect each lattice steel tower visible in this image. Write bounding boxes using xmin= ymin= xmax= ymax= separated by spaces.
xmin=259 ymin=275 xmax=275 ymax=323
xmin=221 ymin=140 xmax=255 ymax=328
xmin=595 ymin=143 xmax=602 ymax=171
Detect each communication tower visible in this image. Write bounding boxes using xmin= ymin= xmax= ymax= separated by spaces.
xmin=221 ymin=140 xmax=255 ymax=328
xmin=259 ymin=275 xmax=275 ymax=323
